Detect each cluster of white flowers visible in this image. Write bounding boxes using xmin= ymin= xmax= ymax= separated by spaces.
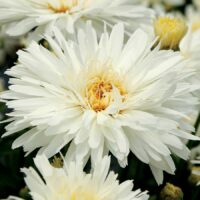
xmin=0 ymin=0 xmax=200 ymax=199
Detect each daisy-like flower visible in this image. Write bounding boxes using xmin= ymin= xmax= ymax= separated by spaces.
xmin=151 ymin=12 xmax=200 ymax=125
xmin=152 ymin=13 xmax=200 ymax=126
xmin=152 ymin=12 xmax=200 ymax=63
xmin=1 ymin=23 xmax=200 ymax=184
xmin=21 ymin=155 xmax=149 ymax=200
xmin=0 ymin=0 xmax=153 ymax=39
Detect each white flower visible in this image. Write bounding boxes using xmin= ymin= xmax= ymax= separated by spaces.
xmin=154 ymin=15 xmax=188 ymax=50
xmin=1 ymin=23 xmax=200 ymax=185
xmin=22 ymin=155 xmax=149 ymax=200
xmin=152 ymin=11 xmax=200 ymax=70
xmin=0 ymin=0 xmax=153 ymax=40
xmin=151 ymin=13 xmax=200 ymax=135
xmin=151 ymin=13 xmax=200 ymax=98
xmin=148 ymin=12 xmax=200 ymax=137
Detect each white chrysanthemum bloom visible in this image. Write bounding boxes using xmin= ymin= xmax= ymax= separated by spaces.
xmin=22 ymin=155 xmax=149 ymax=200
xmin=1 ymin=23 xmax=200 ymax=184
xmin=152 ymin=12 xmax=200 ymax=67
xmin=153 ymin=11 xmax=200 ymax=106
xmin=153 ymin=15 xmax=188 ymax=50
xmin=152 ymin=13 xmax=200 ymax=124
xmin=0 ymin=0 xmax=153 ymax=40
xmin=1 ymin=197 xmax=24 ymax=200
xmin=149 ymin=10 xmax=200 ymax=102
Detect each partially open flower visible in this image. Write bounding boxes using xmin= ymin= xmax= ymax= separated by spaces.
xmin=154 ymin=16 xmax=188 ymax=50
xmin=160 ymin=183 xmax=183 ymax=200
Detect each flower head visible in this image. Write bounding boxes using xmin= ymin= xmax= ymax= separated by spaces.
xmin=22 ymin=155 xmax=149 ymax=200
xmin=0 ymin=0 xmax=153 ymax=39
xmin=2 ymin=23 xmax=200 ymax=184
xmin=154 ymin=16 xmax=188 ymax=50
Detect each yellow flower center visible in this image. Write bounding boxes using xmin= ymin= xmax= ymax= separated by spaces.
xmin=53 ymin=185 xmax=100 ymax=200
xmin=71 ymin=190 xmax=99 ymax=200
xmin=192 ymin=20 xmax=200 ymax=32
xmin=154 ymin=16 xmax=188 ymax=50
xmin=86 ymin=71 xmax=126 ymax=112
xmin=48 ymin=0 xmax=78 ymax=13
xmin=51 ymin=156 xmax=63 ymax=168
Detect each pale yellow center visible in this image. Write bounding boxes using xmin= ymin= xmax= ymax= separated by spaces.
xmin=71 ymin=190 xmax=99 ymax=200
xmin=154 ymin=16 xmax=188 ymax=50
xmin=86 ymin=72 xmax=126 ymax=112
xmin=54 ymin=186 xmax=100 ymax=200
xmin=48 ymin=0 xmax=78 ymax=13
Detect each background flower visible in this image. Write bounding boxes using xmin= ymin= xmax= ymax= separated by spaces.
xmin=0 ymin=0 xmax=153 ymax=41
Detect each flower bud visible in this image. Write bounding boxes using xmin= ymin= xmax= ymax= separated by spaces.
xmin=160 ymin=183 xmax=183 ymax=200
